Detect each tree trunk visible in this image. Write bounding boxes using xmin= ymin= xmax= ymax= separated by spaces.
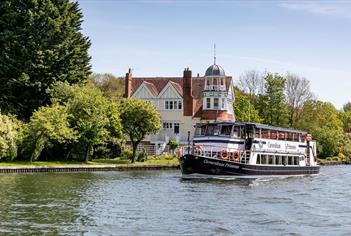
xmin=131 ymin=141 xmax=140 ymax=163
xmin=85 ymin=145 xmax=91 ymax=163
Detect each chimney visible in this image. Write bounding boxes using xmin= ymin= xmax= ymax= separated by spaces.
xmin=124 ymin=68 xmax=132 ymax=98
xmin=183 ymin=68 xmax=193 ymax=116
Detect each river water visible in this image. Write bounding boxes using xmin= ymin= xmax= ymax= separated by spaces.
xmin=0 ymin=165 xmax=351 ymax=235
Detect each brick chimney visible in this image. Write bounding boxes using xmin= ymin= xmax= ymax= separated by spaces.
xmin=183 ymin=68 xmax=193 ymax=116
xmin=124 ymin=68 xmax=132 ymax=98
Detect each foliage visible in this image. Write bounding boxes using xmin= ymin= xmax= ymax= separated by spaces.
xmin=296 ymin=100 xmax=343 ymax=158
xmin=339 ymin=133 xmax=351 ymax=158
xmin=168 ymin=140 xmax=179 ymax=155
xmin=88 ymin=73 xmax=125 ymax=101
xmin=0 ymin=0 xmax=91 ymax=119
xmin=258 ymin=73 xmax=289 ymax=127
xmin=234 ymin=88 xmax=261 ymax=123
xmin=66 ymin=85 xmax=122 ymax=162
xmin=0 ymin=114 xmax=22 ymax=160
xmin=285 ymin=73 xmax=313 ymax=127
xmin=343 ymin=102 xmax=351 ymax=112
xmin=238 ymin=70 xmax=264 ymax=105
xmin=23 ymin=105 xmax=77 ymax=162
xmin=118 ymin=98 xmax=161 ymax=163
xmin=339 ymin=111 xmax=351 ymax=132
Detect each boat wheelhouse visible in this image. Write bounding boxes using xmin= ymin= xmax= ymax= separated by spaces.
xmin=179 ymin=122 xmax=320 ymax=176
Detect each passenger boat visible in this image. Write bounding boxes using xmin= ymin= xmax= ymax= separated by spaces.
xmin=179 ymin=122 xmax=320 ymax=177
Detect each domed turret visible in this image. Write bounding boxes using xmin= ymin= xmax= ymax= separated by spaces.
xmin=205 ymin=64 xmax=225 ymax=77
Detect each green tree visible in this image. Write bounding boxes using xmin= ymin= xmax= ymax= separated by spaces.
xmin=296 ymin=100 xmax=343 ymax=158
xmin=66 ymin=86 xmax=122 ymax=162
xmin=119 ymin=98 xmax=161 ymax=163
xmin=168 ymin=140 xmax=179 ymax=155
xmin=24 ymin=105 xmax=77 ymax=162
xmin=258 ymin=73 xmax=289 ymax=127
xmin=0 ymin=0 xmax=91 ymax=119
xmin=339 ymin=111 xmax=351 ymax=132
xmin=88 ymin=73 xmax=125 ymax=101
xmin=234 ymin=88 xmax=261 ymax=122
xmin=343 ymin=102 xmax=351 ymax=112
xmin=0 ymin=114 xmax=22 ymax=160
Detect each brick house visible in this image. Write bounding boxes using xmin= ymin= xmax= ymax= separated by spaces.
xmin=124 ymin=63 xmax=235 ymax=153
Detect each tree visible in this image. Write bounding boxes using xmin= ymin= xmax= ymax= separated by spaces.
xmin=66 ymin=86 xmax=122 ymax=162
xmin=234 ymin=88 xmax=261 ymax=123
xmin=119 ymin=98 xmax=161 ymax=163
xmin=24 ymin=105 xmax=77 ymax=162
xmin=343 ymin=102 xmax=351 ymax=112
xmin=285 ymin=73 xmax=313 ymax=127
xmin=258 ymin=73 xmax=289 ymax=127
xmin=296 ymin=100 xmax=343 ymax=158
xmin=238 ymin=70 xmax=264 ymax=106
xmin=339 ymin=111 xmax=351 ymax=133
xmin=0 ymin=0 xmax=91 ymax=119
xmin=0 ymin=114 xmax=22 ymax=160
xmin=168 ymin=140 xmax=178 ymax=155
xmin=88 ymin=73 xmax=125 ymax=101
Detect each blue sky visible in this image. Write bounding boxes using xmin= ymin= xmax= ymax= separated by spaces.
xmin=79 ymin=0 xmax=351 ymax=108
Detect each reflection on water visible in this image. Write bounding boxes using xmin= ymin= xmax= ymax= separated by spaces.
xmin=1 ymin=166 xmax=351 ymax=235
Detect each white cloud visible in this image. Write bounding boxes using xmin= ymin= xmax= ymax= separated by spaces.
xmin=279 ymin=2 xmax=351 ymax=19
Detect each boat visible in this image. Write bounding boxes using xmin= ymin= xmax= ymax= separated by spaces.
xmin=179 ymin=122 xmax=320 ymax=177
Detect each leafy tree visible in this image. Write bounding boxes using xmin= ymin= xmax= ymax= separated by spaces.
xmin=285 ymin=73 xmax=313 ymax=127
xmin=88 ymin=73 xmax=125 ymax=101
xmin=24 ymin=105 xmax=77 ymax=162
xmin=0 ymin=0 xmax=91 ymax=119
xmin=0 ymin=114 xmax=22 ymax=160
xmin=66 ymin=85 xmax=122 ymax=162
xmin=339 ymin=111 xmax=351 ymax=132
xmin=168 ymin=140 xmax=178 ymax=155
xmin=238 ymin=70 xmax=264 ymax=106
xmin=296 ymin=100 xmax=343 ymax=158
xmin=343 ymin=102 xmax=351 ymax=112
xmin=234 ymin=88 xmax=261 ymax=123
xmin=119 ymin=98 xmax=161 ymax=163
xmin=257 ymin=73 xmax=289 ymax=127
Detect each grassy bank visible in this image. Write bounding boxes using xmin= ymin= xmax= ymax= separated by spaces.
xmin=0 ymin=156 xmax=179 ymax=167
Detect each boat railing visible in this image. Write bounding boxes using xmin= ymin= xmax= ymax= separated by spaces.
xmin=181 ymin=144 xmax=250 ymax=164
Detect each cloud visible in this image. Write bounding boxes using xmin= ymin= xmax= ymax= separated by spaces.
xmin=279 ymin=2 xmax=351 ymax=19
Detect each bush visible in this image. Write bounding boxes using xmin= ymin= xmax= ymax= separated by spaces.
xmin=137 ymin=148 xmax=147 ymax=162
xmin=121 ymin=148 xmax=133 ymax=160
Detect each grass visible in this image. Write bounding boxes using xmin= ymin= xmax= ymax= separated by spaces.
xmin=0 ymin=156 xmax=179 ymax=167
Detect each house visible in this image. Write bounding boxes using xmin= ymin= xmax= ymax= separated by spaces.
xmin=124 ymin=63 xmax=235 ymax=154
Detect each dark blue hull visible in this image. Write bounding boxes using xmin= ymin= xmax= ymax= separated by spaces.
xmin=180 ymin=154 xmax=320 ymax=176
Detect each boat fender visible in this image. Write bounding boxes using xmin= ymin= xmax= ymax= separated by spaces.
xmin=232 ymin=151 xmax=240 ymax=162
xmin=192 ymin=145 xmax=203 ymax=156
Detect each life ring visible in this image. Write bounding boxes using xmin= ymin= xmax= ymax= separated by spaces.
xmin=192 ymin=145 xmax=203 ymax=156
xmin=231 ymin=151 xmax=240 ymax=162
xmin=220 ymin=150 xmax=229 ymax=160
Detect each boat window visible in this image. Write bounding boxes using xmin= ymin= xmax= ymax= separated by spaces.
xmin=288 ymin=156 xmax=293 ymax=165
xmin=300 ymin=134 xmax=306 ymax=142
xmin=293 ymin=133 xmax=299 ymax=142
xmin=268 ymin=155 xmax=274 ymax=165
xmin=255 ymin=128 xmax=261 ymax=138
xmin=271 ymin=130 xmax=277 ymax=140
xmin=261 ymin=155 xmax=267 ymax=164
xmin=219 ymin=125 xmax=232 ymax=136
xmin=282 ymin=156 xmax=288 ymax=165
xmin=276 ymin=156 xmax=282 ymax=165
xmin=287 ymin=132 xmax=294 ymax=141
xmin=278 ymin=132 xmax=286 ymax=141
xmin=256 ymin=154 xmax=261 ymax=164
xmin=206 ymin=125 xmax=220 ymax=136
xmin=232 ymin=126 xmax=240 ymax=138
xmin=195 ymin=125 xmax=207 ymax=136
xmin=261 ymin=129 xmax=269 ymax=139
xmin=294 ymin=156 xmax=299 ymax=165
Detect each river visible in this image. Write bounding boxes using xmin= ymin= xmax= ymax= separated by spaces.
xmin=0 ymin=165 xmax=351 ymax=235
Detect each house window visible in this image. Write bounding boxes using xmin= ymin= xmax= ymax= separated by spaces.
xmin=169 ymin=101 xmax=173 ymax=109
xmin=165 ymin=101 xmax=169 ymax=109
xmin=206 ymin=98 xmax=211 ymax=109
xmin=178 ymin=101 xmax=182 ymax=109
xmin=165 ymin=100 xmax=182 ymax=110
xmin=174 ymin=123 xmax=180 ymax=134
xmin=214 ymin=98 xmax=219 ymax=109
xmin=221 ymin=98 xmax=225 ymax=109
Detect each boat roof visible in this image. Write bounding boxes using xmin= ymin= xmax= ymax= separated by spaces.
xmin=196 ymin=121 xmax=307 ymax=134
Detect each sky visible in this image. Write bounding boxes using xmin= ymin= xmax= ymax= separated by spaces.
xmin=78 ymin=0 xmax=351 ymax=108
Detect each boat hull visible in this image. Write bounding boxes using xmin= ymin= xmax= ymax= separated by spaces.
xmin=180 ymin=154 xmax=320 ymax=176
